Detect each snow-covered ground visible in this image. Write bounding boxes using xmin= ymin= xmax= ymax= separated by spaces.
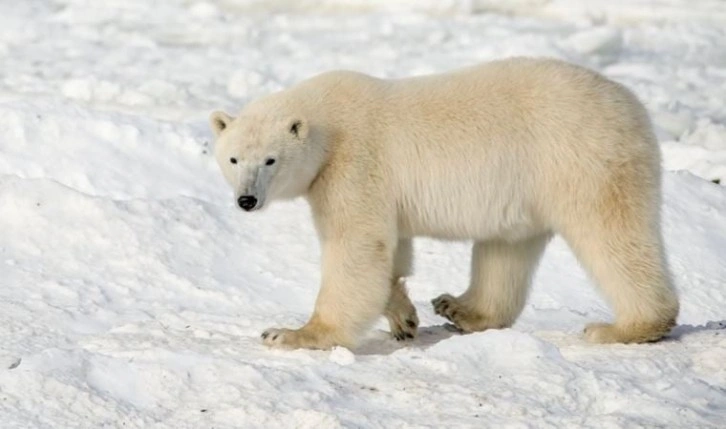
xmin=1 ymin=1 xmax=725 ymax=427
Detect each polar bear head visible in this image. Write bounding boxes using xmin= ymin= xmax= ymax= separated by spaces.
xmin=210 ymin=104 xmax=325 ymax=212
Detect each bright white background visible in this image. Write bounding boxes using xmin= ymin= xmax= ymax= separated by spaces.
xmin=0 ymin=1 xmax=724 ymax=427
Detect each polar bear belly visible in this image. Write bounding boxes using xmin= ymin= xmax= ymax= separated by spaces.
xmin=395 ymin=176 xmax=543 ymax=242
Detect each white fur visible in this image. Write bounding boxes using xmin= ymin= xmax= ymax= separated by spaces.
xmin=211 ymin=57 xmax=679 ymax=350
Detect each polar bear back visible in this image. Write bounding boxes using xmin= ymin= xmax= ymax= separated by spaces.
xmin=289 ymin=58 xmax=658 ymax=242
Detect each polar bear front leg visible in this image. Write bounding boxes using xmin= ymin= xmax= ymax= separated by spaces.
xmin=261 ymin=230 xmax=395 ymax=350
xmin=384 ymin=239 xmax=419 ymax=341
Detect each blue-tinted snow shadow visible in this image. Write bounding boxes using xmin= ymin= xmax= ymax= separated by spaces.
xmin=355 ymin=323 xmax=464 ymax=355
xmin=666 ymin=320 xmax=726 ymax=340
xmin=355 ymin=320 xmax=726 ymax=354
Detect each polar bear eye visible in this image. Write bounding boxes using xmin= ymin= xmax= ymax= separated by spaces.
xmin=230 ymin=157 xmax=238 ymax=164
xmin=265 ymin=158 xmax=276 ymax=166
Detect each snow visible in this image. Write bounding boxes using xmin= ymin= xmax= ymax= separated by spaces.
xmin=1 ymin=0 xmax=725 ymax=427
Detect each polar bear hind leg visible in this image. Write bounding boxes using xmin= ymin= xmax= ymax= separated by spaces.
xmin=564 ymin=210 xmax=678 ymax=343
xmin=560 ymin=155 xmax=679 ymax=343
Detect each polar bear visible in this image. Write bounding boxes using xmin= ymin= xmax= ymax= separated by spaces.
xmin=210 ymin=57 xmax=679 ymax=350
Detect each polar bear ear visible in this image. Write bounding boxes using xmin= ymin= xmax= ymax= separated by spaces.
xmin=210 ymin=111 xmax=234 ymax=137
xmin=287 ymin=118 xmax=308 ymax=140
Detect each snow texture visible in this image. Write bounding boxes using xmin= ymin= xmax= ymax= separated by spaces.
xmin=1 ymin=1 xmax=725 ymax=428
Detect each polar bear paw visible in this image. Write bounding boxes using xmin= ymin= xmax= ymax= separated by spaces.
xmin=432 ymin=294 xmax=471 ymax=332
xmin=432 ymin=294 xmax=507 ymax=333
xmin=584 ymin=320 xmax=675 ymax=344
xmin=385 ymin=278 xmax=419 ymax=341
xmin=261 ymin=324 xmax=339 ymax=350
xmin=386 ymin=307 xmax=419 ymax=341
xmin=261 ymin=328 xmax=297 ymax=348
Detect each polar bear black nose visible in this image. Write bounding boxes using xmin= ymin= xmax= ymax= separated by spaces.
xmin=237 ymin=195 xmax=257 ymax=211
